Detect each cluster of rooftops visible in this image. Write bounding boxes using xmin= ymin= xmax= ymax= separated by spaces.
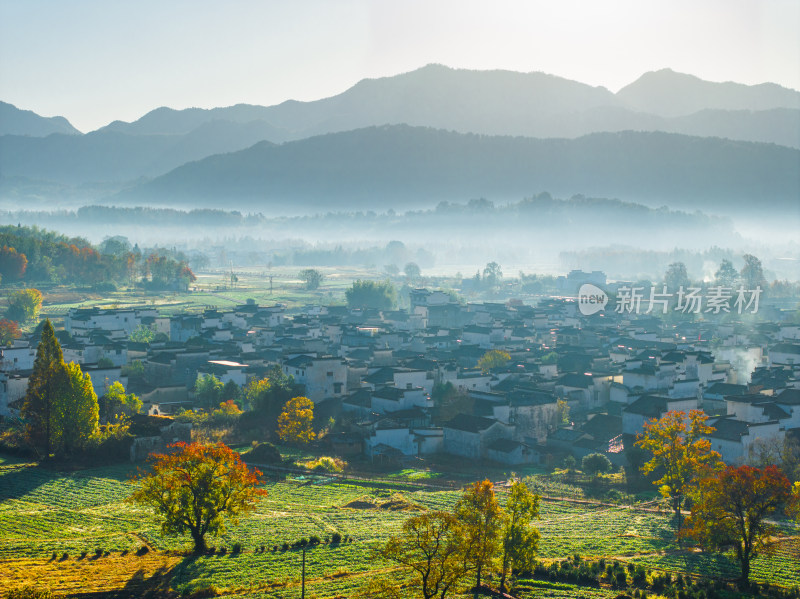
xmin=1 ymin=290 xmax=798 ymax=466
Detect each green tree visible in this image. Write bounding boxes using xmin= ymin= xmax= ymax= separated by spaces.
xmin=298 ymin=268 xmax=324 ymax=290
xmin=790 ymin=482 xmax=800 ymax=524
xmin=244 ymin=365 xmax=300 ymax=430
xmin=60 ymin=362 xmax=99 ymax=455
xmin=129 ymin=442 xmax=266 ymax=553
xmin=482 ymin=262 xmax=502 ymax=288
xmin=431 ymin=382 xmax=474 ymax=422
xmin=664 ymin=262 xmax=690 ymax=290
xmin=556 ymin=399 xmax=570 ymax=426
xmin=477 ymin=350 xmax=511 ymax=374
xmin=635 ymin=410 xmax=721 ymax=532
xmin=21 ymin=319 xmax=68 ymax=457
xmin=582 ymin=453 xmax=613 ymax=477
xmin=277 ymin=396 xmax=315 ymax=444
xmin=404 ymin=262 xmax=421 ymax=281
xmin=499 ymin=479 xmax=540 ymax=593
xmin=121 ymin=360 xmax=145 ymax=384
xmin=104 ymin=380 xmax=142 ymax=417
xmin=381 ymin=511 xmax=466 ymax=599
xmin=455 ymin=479 xmax=503 ymax=589
xmin=740 ymin=254 xmax=767 ymax=290
xmin=563 ymin=455 xmax=576 ymax=472
xmin=195 ymin=373 xmax=223 ymax=409
xmin=7 ymin=288 xmax=43 ymax=323
xmin=129 ymin=324 xmax=156 ymax=344
xmin=222 ymin=379 xmax=240 ymax=403
xmin=714 ymin=259 xmax=739 ymax=287
xmin=345 ymin=279 xmax=397 ymax=310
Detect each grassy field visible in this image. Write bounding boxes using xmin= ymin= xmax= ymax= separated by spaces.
xmin=31 ymin=266 xmax=379 ymax=322
xmin=1 ymin=456 xmax=798 ymax=598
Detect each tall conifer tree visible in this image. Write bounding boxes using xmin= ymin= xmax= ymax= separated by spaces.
xmin=22 ymin=319 xmax=68 ymax=457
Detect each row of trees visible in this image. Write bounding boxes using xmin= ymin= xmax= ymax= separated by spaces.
xmin=0 ymin=225 xmax=196 ymax=289
xmin=190 ymin=369 xmax=317 ymax=446
xmin=635 ymin=410 xmax=799 ymax=585
xmin=18 ymin=320 xmax=139 ymax=458
xmin=664 ymin=254 xmax=767 ymax=290
xmin=365 ymin=478 xmax=542 ymax=598
xmin=126 ymin=417 xmax=799 ymax=592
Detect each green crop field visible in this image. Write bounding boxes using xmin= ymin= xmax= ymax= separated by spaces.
xmin=33 ymin=265 xmax=380 ymax=322
xmin=1 ymin=458 xmax=798 ymax=598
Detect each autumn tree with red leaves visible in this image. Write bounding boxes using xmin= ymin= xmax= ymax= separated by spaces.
xmin=683 ymin=465 xmax=792 ymax=586
xmin=0 ymin=319 xmax=20 ymax=346
xmin=129 ymin=442 xmax=266 ymax=553
xmin=0 ymin=246 xmax=27 ymax=281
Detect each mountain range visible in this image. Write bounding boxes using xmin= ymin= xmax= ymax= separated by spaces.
xmin=1 ymin=65 xmax=799 ymax=213
xmin=116 ymin=125 xmax=799 ymax=213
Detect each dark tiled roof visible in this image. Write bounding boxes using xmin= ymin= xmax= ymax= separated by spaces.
xmin=776 ymin=388 xmax=800 ymax=406
xmin=487 ymin=438 xmax=526 ymax=453
xmin=708 ymin=417 xmax=749 ymax=442
xmin=557 ymin=373 xmax=593 ymax=389
xmin=444 ymin=414 xmax=498 ymax=433
xmin=706 ymin=382 xmax=748 ymax=397
xmin=624 ymin=395 xmax=670 ymax=418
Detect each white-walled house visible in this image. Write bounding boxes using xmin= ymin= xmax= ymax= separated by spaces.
xmin=0 ymin=344 xmax=36 ymax=372
xmin=707 ymin=417 xmax=784 ymax=464
xmin=622 ymin=395 xmax=698 ymax=436
xmin=370 ymin=386 xmax=430 ymax=413
xmin=770 ymin=343 xmax=800 ymax=367
xmin=486 ymin=439 xmax=536 ymax=465
xmin=393 ymin=368 xmax=432 ymax=394
xmin=282 ymin=355 xmax=347 ymax=402
xmin=724 ymin=393 xmax=794 ymax=427
xmin=774 ymin=388 xmax=800 ymax=428
xmin=0 ymin=372 xmax=29 ymax=416
xmin=442 ymin=414 xmax=513 ymax=459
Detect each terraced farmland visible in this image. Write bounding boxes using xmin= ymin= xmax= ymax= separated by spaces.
xmin=1 ymin=459 xmax=798 ymax=597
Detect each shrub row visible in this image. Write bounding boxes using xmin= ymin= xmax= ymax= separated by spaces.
xmin=525 ymin=555 xmax=800 ymax=599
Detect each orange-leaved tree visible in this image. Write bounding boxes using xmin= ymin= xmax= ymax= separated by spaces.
xmin=129 ymin=442 xmax=266 ymax=553
xmin=0 ymin=318 xmax=20 ymax=346
xmin=683 ymin=465 xmax=792 ymax=586
xmin=277 ymin=396 xmax=315 ymax=444
xmin=635 ymin=410 xmax=720 ymax=532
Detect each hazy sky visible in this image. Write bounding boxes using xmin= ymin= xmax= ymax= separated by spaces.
xmin=2 ymin=0 xmax=798 ymax=132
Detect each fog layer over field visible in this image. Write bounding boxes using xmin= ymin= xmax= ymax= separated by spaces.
xmin=2 ymin=194 xmax=798 ymax=282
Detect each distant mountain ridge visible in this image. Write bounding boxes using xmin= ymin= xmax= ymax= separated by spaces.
xmin=118 ymin=125 xmax=799 ymax=214
xmin=0 ymin=101 xmax=81 ymax=136
xmin=0 ymin=122 xmax=278 ymax=184
xmin=93 ymin=64 xmax=800 ymax=147
xmin=617 ymin=68 xmax=800 ymax=117
xmin=2 ymin=65 xmax=799 ymax=211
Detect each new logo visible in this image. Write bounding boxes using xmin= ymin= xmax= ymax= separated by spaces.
xmin=578 ymin=284 xmax=608 ymax=316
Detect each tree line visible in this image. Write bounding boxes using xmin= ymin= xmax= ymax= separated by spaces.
xmin=17 ymin=320 xmax=140 ymax=460
xmin=0 ymin=225 xmax=195 ymax=290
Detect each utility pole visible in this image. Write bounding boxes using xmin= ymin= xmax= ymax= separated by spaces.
xmin=269 ymin=275 xmax=274 ymax=295
xmin=301 ymin=544 xmax=306 ymax=599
